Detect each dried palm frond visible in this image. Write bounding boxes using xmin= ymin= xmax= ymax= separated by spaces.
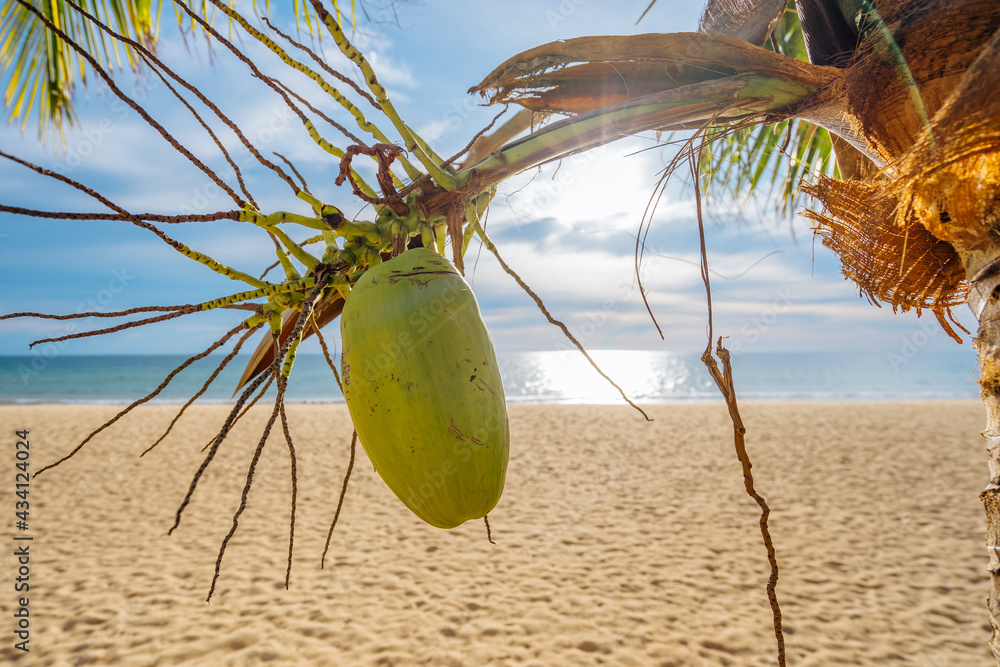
xmin=472 ymin=31 xmax=834 ymax=112
xmin=698 ymin=0 xmax=788 ymax=46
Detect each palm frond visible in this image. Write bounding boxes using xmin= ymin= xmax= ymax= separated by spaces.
xmin=0 ymin=0 xmax=349 ymax=142
xmin=695 ymin=1 xmax=838 ymax=216
xmin=1 ymin=0 xmax=154 ymax=142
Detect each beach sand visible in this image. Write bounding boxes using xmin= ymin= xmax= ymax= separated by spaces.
xmin=0 ymin=401 xmax=991 ymax=666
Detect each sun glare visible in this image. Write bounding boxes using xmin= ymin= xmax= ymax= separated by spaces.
xmin=522 ymin=350 xmax=676 ymax=403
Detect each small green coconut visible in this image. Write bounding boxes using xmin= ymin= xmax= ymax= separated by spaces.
xmin=340 ymin=248 xmax=509 ymax=528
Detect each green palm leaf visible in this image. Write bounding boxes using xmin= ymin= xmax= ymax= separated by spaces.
xmin=0 ymin=0 xmax=348 ymax=142
xmin=2 ymin=0 xmax=153 ymax=142
xmin=696 ymin=2 xmax=839 ymax=216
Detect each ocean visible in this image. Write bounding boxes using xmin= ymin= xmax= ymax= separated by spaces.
xmin=0 ymin=349 xmax=980 ymax=405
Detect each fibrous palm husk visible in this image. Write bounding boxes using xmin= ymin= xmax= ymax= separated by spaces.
xmin=804 ymin=12 xmax=1000 ymax=333
xmin=890 ymin=23 xmax=1000 ymax=251
xmin=797 ymin=0 xmax=1000 ymax=172
xmin=803 ymin=178 xmax=966 ymax=334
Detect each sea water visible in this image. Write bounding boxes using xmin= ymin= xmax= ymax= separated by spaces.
xmin=0 ymin=350 xmax=980 ymax=405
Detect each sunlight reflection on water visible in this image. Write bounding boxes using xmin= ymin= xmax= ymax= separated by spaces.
xmin=500 ymin=350 xmax=716 ymax=404
xmin=497 ymin=349 xmax=979 ymax=404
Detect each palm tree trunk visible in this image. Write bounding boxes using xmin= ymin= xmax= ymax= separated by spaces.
xmin=965 ymin=243 xmax=1000 ymax=662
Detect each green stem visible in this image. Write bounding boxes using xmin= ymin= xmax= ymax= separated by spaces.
xmin=309 ymin=2 xmax=457 ymax=189
xmin=199 ymin=278 xmax=317 ymax=311
xmin=294 ymin=191 xmax=344 ymax=221
xmin=282 ymin=336 xmax=302 ymax=378
xmin=175 ymin=241 xmax=269 ymax=288
xmin=333 ymin=220 xmax=385 ymax=245
xmin=269 ymin=226 xmax=322 ymax=269
xmin=468 ymin=75 xmax=817 ymax=175
xmin=242 ymin=209 xmax=328 ymax=231
xmin=209 ymin=0 xmax=420 ymax=178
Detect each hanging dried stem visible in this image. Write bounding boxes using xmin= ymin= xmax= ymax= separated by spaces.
xmin=28 ymin=308 xmax=200 ymax=348
xmin=197 ymin=372 xmax=277 ymax=455
xmin=278 ymin=397 xmax=299 ymax=590
xmin=0 ymin=206 xmax=241 ymax=223
xmin=270 ymin=78 xmax=367 ymax=147
xmin=484 ymin=515 xmax=495 ymax=545
xmin=701 ymin=339 xmax=785 ymax=667
xmin=171 ymin=0 xmax=380 ymax=199
xmin=236 ymin=375 xmax=277 ymax=422
xmin=35 ymin=322 xmax=248 ymax=476
xmin=273 ymin=152 xmax=311 ymax=194
xmin=171 ymin=356 xmax=284 ymax=534
xmin=440 ymin=107 xmax=510 ymax=170
xmin=0 ymin=305 xmax=192 ymax=321
xmin=170 ymin=273 xmax=330 ymax=536
xmin=310 ymin=316 xmax=343 ymax=393
xmin=635 ymin=177 xmax=667 ymax=340
xmin=260 ymin=16 xmax=381 ymax=110
xmin=206 ymin=275 xmax=328 ymax=600
xmin=690 ymin=150 xmax=785 ymax=667
xmin=142 ymin=63 xmax=258 ymax=209
xmin=472 ymin=221 xmax=651 ymax=421
xmin=208 ymin=372 xmax=290 ymax=602
xmin=321 ymin=430 xmax=357 ymax=569
xmin=141 ymin=322 xmax=266 ymax=457
xmin=0 ymin=150 xmax=266 ymax=287
xmin=203 ymin=0 xmax=419 ymax=176
xmin=62 ymin=0 xmax=301 ymax=195
xmin=306 ymin=0 xmax=453 ymax=186
xmin=633 ymin=126 xmax=718 ymax=342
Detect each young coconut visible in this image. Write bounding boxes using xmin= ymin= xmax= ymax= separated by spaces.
xmin=340 ymin=248 xmax=509 ymax=528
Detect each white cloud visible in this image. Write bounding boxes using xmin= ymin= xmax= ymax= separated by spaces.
xmin=363 ymin=50 xmax=415 ymax=89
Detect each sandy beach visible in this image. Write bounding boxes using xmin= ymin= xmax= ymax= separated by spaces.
xmin=0 ymin=401 xmax=991 ymax=665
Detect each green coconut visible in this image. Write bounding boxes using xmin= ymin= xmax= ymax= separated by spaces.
xmin=340 ymin=248 xmax=509 ymax=528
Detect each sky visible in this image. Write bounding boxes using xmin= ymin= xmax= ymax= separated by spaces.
xmin=0 ymin=0 xmax=978 ymax=365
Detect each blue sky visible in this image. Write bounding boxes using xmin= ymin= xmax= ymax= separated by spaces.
xmin=0 ymin=0 xmax=977 ymax=364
